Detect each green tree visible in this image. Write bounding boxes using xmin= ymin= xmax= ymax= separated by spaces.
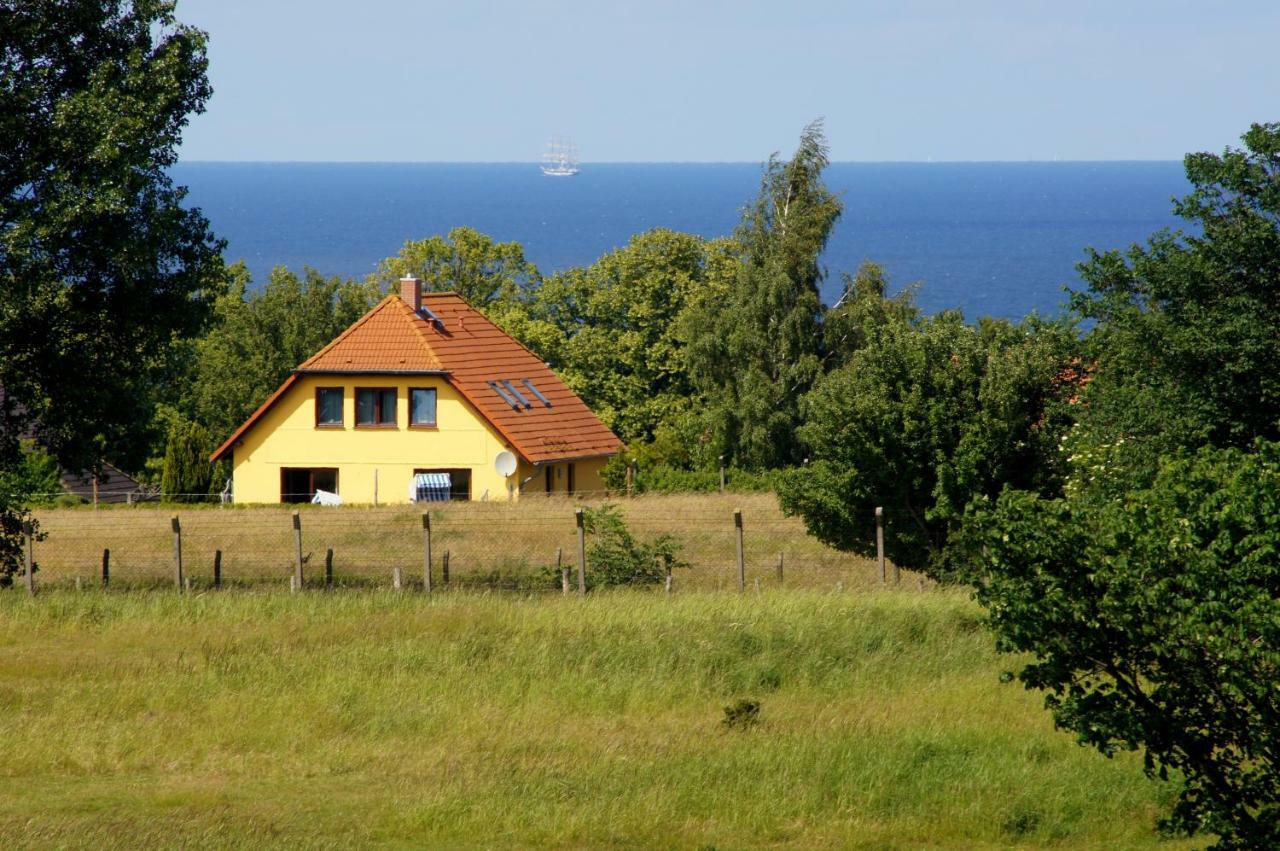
xmin=777 ymin=288 xmax=1076 ymax=579
xmin=160 ymin=418 xmax=215 ymax=501
xmin=0 ymin=440 xmax=65 ymax=512
xmin=968 ymin=124 xmax=1280 ymax=847
xmin=683 ymin=120 xmax=842 ymax=468
xmin=966 ymin=444 xmax=1280 ymax=847
xmin=0 ymin=0 xmax=222 ymax=579
xmin=1068 ymin=122 xmax=1280 ymax=493
xmin=188 ymin=265 xmax=379 ymax=445
xmin=523 ymin=229 xmax=735 ymax=443
xmin=367 ymin=227 xmax=539 ymax=308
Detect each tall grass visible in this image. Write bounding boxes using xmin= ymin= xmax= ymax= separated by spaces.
xmin=29 ymin=492 xmax=895 ymax=590
xmin=0 ymin=589 xmax=1191 ymax=849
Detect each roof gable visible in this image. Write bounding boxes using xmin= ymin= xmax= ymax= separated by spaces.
xmin=299 ymin=296 xmax=445 ymax=373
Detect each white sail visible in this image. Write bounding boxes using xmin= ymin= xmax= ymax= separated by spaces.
xmin=541 ymin=136 xmax=580 ymax=176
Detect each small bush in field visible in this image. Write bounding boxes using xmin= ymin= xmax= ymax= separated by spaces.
xmin=584 ymin=502 xmax=687 ymax=588
xmin=721 ymin=699 xmax=760 ymax=730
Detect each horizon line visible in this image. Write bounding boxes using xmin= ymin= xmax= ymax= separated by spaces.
xmin=176 ymin=157 xmax=1185 ymax=166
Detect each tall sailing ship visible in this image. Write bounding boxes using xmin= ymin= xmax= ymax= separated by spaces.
xmin=540 ymin=137 xmax=580 ymax=176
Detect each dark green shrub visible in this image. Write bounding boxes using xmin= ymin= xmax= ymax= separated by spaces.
xmin=583 ymin=502 xmax=687 ymax=588
xmin=160 ymin=419 xmax=215 ymax=502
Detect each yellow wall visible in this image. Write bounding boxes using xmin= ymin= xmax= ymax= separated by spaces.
xmin=227 ymin=373 xmax=609 ymax=504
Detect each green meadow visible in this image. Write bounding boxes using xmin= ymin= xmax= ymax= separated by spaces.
xmin=0 ymin=589 xmax=1193 ymax=849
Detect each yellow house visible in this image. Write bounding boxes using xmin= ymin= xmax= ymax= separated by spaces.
xmin=211 ymin=277 xmax=623 ymax=503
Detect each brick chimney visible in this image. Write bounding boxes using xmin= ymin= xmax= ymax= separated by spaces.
xmin=399 ymin=275 xmax=421 ymax=312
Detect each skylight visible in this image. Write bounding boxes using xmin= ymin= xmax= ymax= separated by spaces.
xmin=417 ymin=305 xmax=444 ymax=330
xmin=521 ymin=379 xmax=552 ymax=407
xmin=500 ymin=380 xmax=532 ymax=409
xmin=488 ymin=380 xmax=522 ymax=411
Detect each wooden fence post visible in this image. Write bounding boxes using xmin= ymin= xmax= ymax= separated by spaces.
xmin=557 ymin=547 xmax=568 ymax=595
xmin=102 ymin=548 xmax=110 ymax=589
xmin=442 ymin=550 xmax=450 ymax=585
xmin=665 ymin=557 xmax=673 ymax=596
xmin=422 ymin=513 xmax=432 ymax=594
xmin=393 ymin=566 xmax=403 ymax=592
xmin=291 ymin=510 xmax=303 ymax=592
xmin=575 ymin=508 xmax=586 ymax=594
xmin=213 ymin=549 xmax=222 ymax=589
xmin=776 ymin=552 xmax=784 ymax=584
xmin=325 ymin=548 xmax=333 ymax=588
xmin=875 ymin=506 xmax=886 ymax=584
xmin=171 ymin=515 xmax=184 ymax=592
xmin=719 ymin=456 xmax=726 ymax=493
xmin=23 ymin=521 xmax=34 ymax=596
xmin=734 ymin=509 xmax=745 ymax=592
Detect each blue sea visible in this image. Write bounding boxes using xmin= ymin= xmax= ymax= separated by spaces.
xmin=173 ymin=161 xmax=1190 ymax=320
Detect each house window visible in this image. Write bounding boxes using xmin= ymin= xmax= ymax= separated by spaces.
xmin=281 ymin=468 xmax=338 ymax=504
xmin=567 ymin=462 xmax=576 ymax=495
xmin=545 ymin=465 xmax=553 ymax=494
xmin=355 ymin=388 xmax=396 ymax=427
xmin=412 ymin=468 xmax=472 ymax=501
xmin=409 ymin=388 xmax=437 ymax=428
xmin=315 ymin=387 xmax=343 ymax=427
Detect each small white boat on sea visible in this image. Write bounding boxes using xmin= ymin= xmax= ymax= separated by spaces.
xmin=541 ymin=137 xmax=580 ymax=176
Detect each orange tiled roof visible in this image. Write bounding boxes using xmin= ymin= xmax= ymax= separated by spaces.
xmin=211 ymin=293 xmax=623 ymax=464
xmin=299 ymin=297 xmax=445 ymax=372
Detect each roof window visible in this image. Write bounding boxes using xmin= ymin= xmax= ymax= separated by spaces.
xmin=500 ymin=380 xmax=532 ymax=409
xmin=417 ymin=305 xmax=444 ymax=330
xmin=488 ymin=380 xmax=523 ymax=411
xmin=521 ymin=379 xmax=552 ymax=407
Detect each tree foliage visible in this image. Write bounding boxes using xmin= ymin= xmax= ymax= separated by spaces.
xmin=968 ymin=123 xmax=1280 ymax=846
xmin=777 ymin=275 xmax=1076 ymax=578
xmin=160 ymin=418 xmax=215 ymax=500
xmin=520 ymin=229 xmax=736 ymax=443
xmin=0 ymin=0 xmax=221 ymax=576
xmin=187 ymin=264 xmax=379 ymax=445
xmin=684 ymin=120 xmax=841 ymax=468
xmin=966 ymin=444 xmax=1280 ymax=847
xmin=367 ymin=226 xmax=539 ymax=309
xmin=1068 ymin=121 xmax=1280 ymax=493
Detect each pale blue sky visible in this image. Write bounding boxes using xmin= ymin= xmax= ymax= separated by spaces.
xmin=177 ymin=0 xmax=1280 ymax=162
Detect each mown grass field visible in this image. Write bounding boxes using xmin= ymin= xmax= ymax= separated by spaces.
xmin=30 ymin=493 xmax=901 ymax=591
xmin=0 ymin=589 xmax=1196 ymax=849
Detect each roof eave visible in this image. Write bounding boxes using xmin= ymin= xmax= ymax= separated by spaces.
xmin=527 ymin=448 xmax=625 ymax=465
xmin=294 ymin=368 xmax=451 ymax=376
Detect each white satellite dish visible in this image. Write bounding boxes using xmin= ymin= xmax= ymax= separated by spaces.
xmin=494 ymin=451 xmax=517 ymax=477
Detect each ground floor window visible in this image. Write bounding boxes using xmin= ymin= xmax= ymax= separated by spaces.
xmin=281 ymin=467 xmax=338 ymax=503
xmin=567 ymin=462 xmax=575 ymax=495
xmin=411 ymin=468 xmax=472 ymax=501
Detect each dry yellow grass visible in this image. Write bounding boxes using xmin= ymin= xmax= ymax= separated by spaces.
xmin=30 ymin=492 xmax=900 ymax=591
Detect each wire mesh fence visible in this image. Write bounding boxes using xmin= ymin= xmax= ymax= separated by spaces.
xmin=20 ymin=493 xmax=911 ymax=593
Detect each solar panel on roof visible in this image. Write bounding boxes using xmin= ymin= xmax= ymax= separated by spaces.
xmin=500 ymin=380 xmax=532 ymax=409
xmin=487 ymin=380 xmax=522 ymax=411
xmin=521 ymin=379 xmax=552 ymax=407
xmin=417 ymin=306 xmax=444 ymax=330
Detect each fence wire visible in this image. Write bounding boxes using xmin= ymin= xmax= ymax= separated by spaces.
xmin=23 ymin=494 xmax=903 ymax=593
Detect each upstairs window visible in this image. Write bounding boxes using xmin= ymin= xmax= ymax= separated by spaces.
xmin=315 ymin=387 xmax=343 ymax=427
xmin=410 ymin=388 xmax=437 ymax=427
xmin=356 ymin=388 xmax=397 ymax=427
